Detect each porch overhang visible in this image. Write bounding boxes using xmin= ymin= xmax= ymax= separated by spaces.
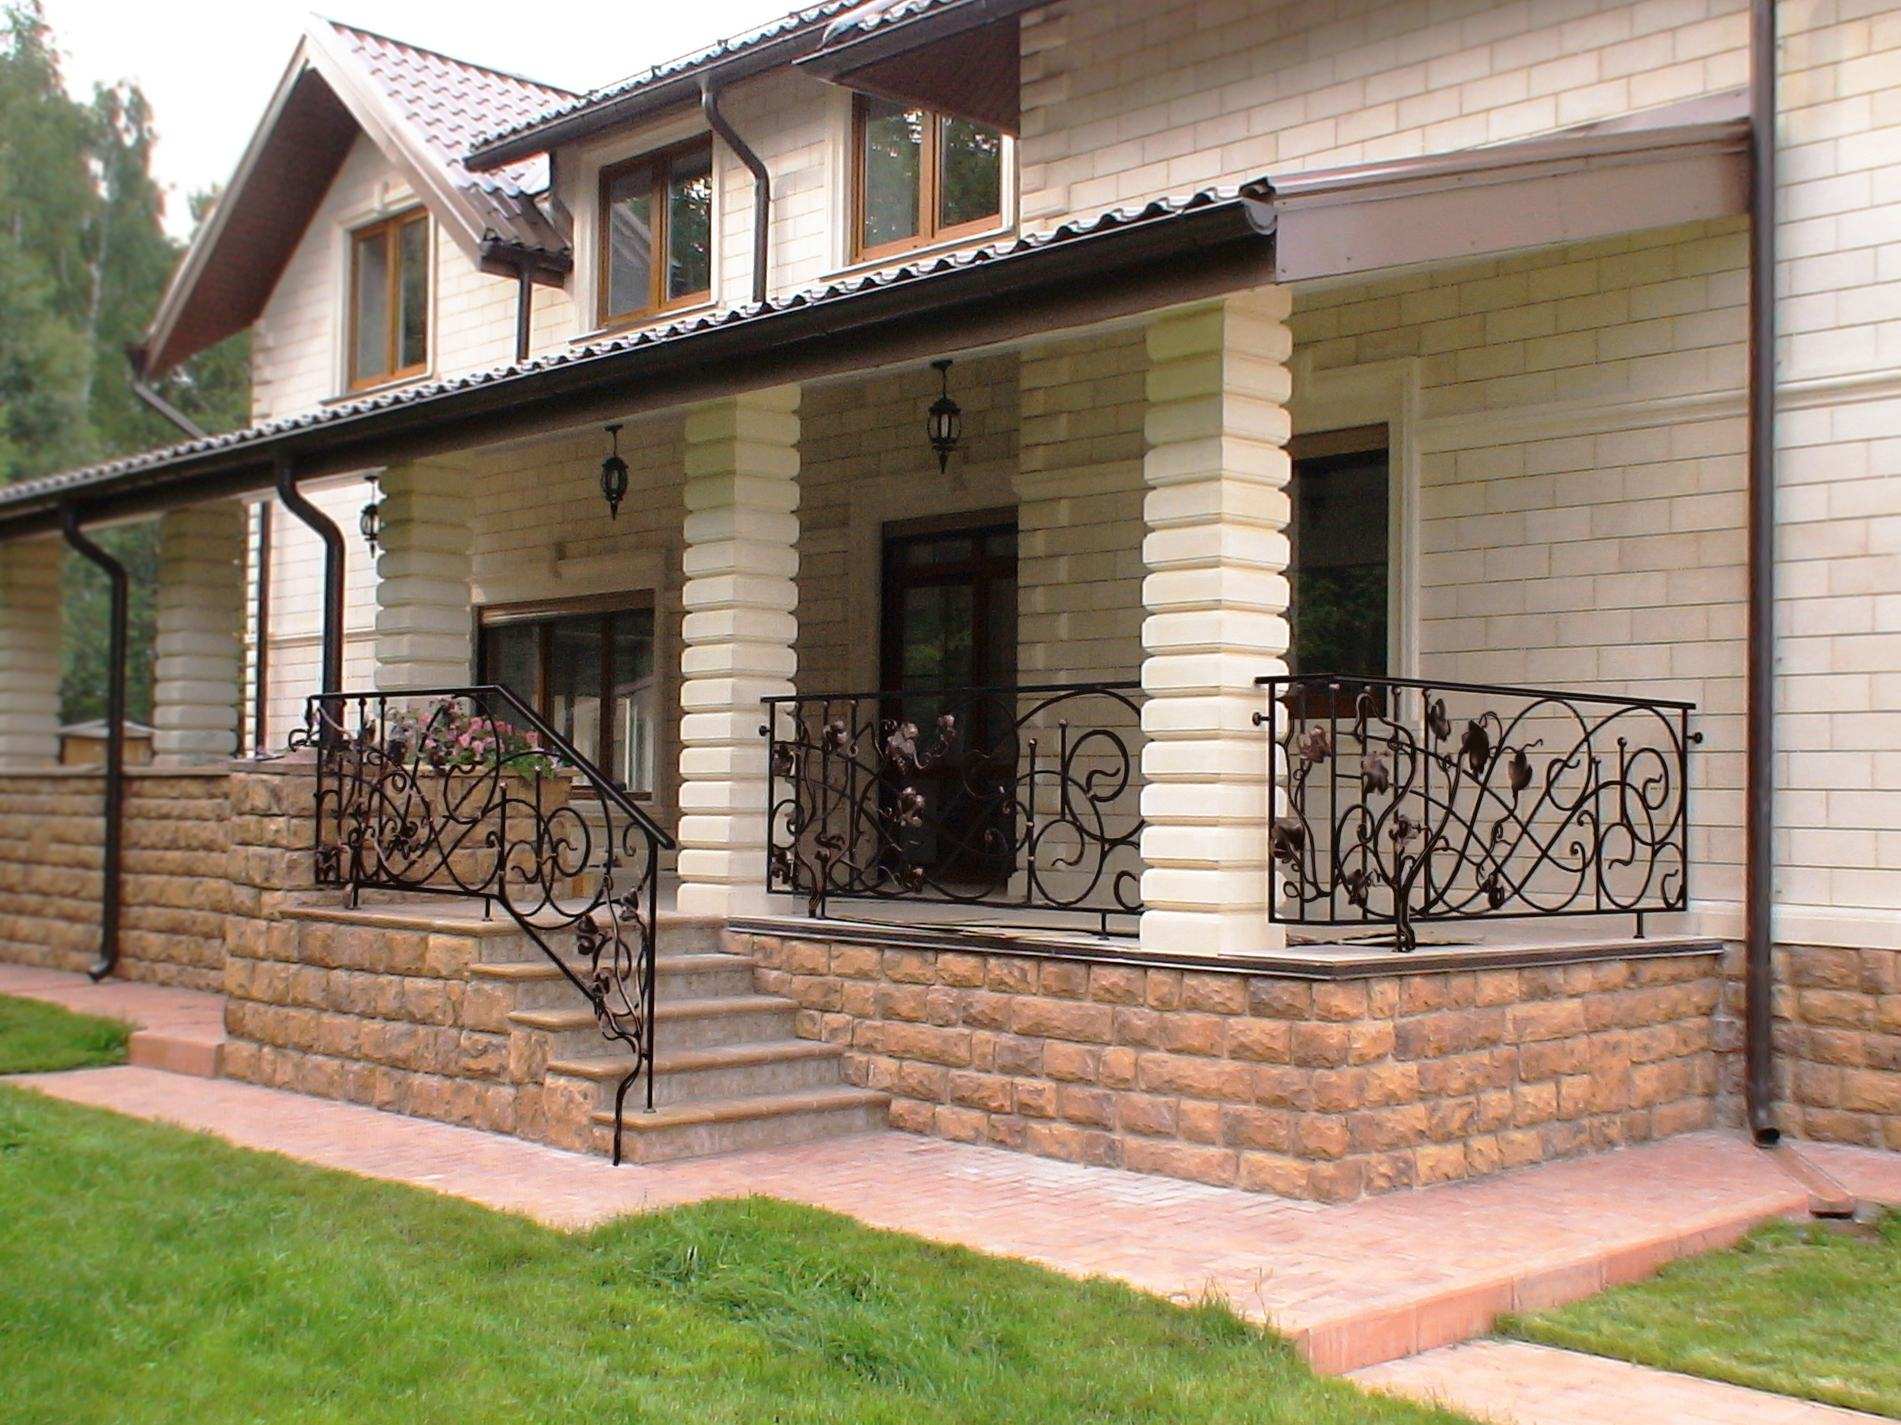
xmin=1265 ymin=92 xmax=1751 ymax=282
xmin=0 ymin=189 xmax=1275 ymax=541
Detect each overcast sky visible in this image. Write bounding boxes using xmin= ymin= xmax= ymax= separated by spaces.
xmin=41 ymin=0 xmax=802 ymax=237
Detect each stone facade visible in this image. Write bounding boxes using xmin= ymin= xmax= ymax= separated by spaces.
xmin=736 ymin=929 xmax=1723 ymax=1202
xmin=1764 ymin=943 xmax=1901 ymax=1152
xmin=0 ymin=769 xmax=231 ymax=990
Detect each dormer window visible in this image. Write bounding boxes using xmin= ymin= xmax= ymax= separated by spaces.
xmin=599 ymin=138 xmax=714 ymax=326
xmin=853 ymin=96 xmax=1002 ymax=262
xmin=348 ymin=209 xmax=429 ymax=389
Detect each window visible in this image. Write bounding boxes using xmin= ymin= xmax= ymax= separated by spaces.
xmin=599 ymin=139 xmax=714 ymax=325
xmin=854 ymin=97 xmax=1003 ymax=261
xmin=348 ymin=210 xmax=429 ymax=389
xmin=477 ymin=598 xmax=658 ymax=795
xmin=1288 ymin=426 xmax=1390 ymax=682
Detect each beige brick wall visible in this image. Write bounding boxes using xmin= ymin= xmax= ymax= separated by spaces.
xmin=0 ymin=770 xmax=230 ymax=991
xmin=1018 ymin=0 xmax=1749 ymax=229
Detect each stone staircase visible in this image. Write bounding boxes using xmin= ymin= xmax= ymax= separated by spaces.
xmin=231 ymin=897 xmax=886 ymax=1163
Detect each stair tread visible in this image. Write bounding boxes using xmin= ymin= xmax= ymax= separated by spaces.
xmin=547 ymin=1039 xmax=844 ymax=1080
xmin=591 ymin=1085 xmax=887 ymax=1130
xmin=471 ymin=953 xmax=754 ymax=983
xmin=509 ymin=994 xmax=795 ymax=1032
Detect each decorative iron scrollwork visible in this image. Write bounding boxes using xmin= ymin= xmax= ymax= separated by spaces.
xmin=299 ymin=687 xmax=674 ymax=1162
xmin=763 ymin=682 xmax=1145 ymax=936
xmin=1258 ymin=674 xmax=1697 ymax=952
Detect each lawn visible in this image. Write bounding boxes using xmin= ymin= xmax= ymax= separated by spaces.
xmin=0 ymin=1085 xmax=1470 ymax=1425
xmin=1502 ymin=1211 xmax=1901 ymax=1417
xmin=0 ymin=994 xmax=130 ymax=1074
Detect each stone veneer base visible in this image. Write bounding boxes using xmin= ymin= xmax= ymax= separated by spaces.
xmin=729 ymin=924 xmax=1728 ymax=1202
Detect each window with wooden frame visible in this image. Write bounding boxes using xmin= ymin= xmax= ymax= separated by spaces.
xmin=598 ymin=138 xmax=714 ymax=326
xmin=475 ymin=594 xmax=659 ymax=795
xmin=1287 ymin=425 xmax=1391 ymax=716
xmin=348 ymin=209 xmax=429 ymax=389
xmin=853 ymin=96 xmax=1003 ymax=262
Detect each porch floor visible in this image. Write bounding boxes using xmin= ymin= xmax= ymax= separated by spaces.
xmin=6 ymin=975 xmax=1896 ymax=1379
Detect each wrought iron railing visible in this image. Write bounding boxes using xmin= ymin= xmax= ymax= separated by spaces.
xmin=1258 ymin=674 xmax=1697 ymax=952
xmin=762 ymin=681 xmax=1145 ymax=935
xmin=293 ymin=686 xmax=675 ymax=1162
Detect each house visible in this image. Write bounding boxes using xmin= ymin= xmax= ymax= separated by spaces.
xmin=0 ymin=0 xmax=1895 ymax=1199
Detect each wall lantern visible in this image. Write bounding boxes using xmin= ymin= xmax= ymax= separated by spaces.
xmin=358 ymin=472 xmax=382 ymax=554
xmin=927 ymin=359 xmax=963 ymax=475
xmin=599 ymin=423 xmax=629 ymax=519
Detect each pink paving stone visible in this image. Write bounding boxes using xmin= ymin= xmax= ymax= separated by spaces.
xmin=1352 ymin=1340 xmax=1888 ymax=1425
xmin=10 ymin=1063 xmax=1849 ymax=1374
xmin=1790 ymin=1140 xmax=1901 ymax=1209
xmin=0 ymin=964 xmax=225 ymax=1076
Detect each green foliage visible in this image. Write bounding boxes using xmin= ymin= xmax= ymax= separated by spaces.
xmin=0 ymin=995 xmax=130 ymax=1073
xmin=0 ymin=1 xmax=250 ymax=722
xmin=0 ymin=1086 xmax=1473 ymax=1424
xmin=1502 ymin=1211 xmax=1901 ymax=1417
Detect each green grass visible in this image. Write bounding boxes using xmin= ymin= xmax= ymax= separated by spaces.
xmin=0 ymin=1085 xmax=1470 ymax=1425
xmin=0 ymin=994 xmax=130 ymax=1074
xmin=1502 ymin=1211 xmax=1901 ymax=1417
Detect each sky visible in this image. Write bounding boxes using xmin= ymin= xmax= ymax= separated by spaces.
xmin=40 ymin=0 xmax=803 ymax=237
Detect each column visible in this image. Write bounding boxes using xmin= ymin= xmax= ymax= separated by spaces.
xmin=374 ymin=461 xmax=472 ymax=693
xmin=675 ymin=385 xmax=801 ymax=919
xmin=152 ymin=501 xmax=247 ymax=764
xmin=1140 ymin=289 xmax=1294 ymax=956
xmin=0 ymin=537 xmax=63 ymax=768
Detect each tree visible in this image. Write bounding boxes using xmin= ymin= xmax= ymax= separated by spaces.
xmin=0 ymin=1 xmax=250 ymax=724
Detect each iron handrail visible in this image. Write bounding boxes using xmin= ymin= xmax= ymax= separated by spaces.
xmin=297 ymin=684 xmax=670 ymax=1162
xmin=1257 ymin=672 xmax=1698 ymax=952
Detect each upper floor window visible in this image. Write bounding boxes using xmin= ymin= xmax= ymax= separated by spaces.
xmin=349 ymin=209 xmax=429 ymax=389
xmin=600 ymin=138 xmax=714 ymax=326
xmin=853 ymin=97 xmax=1003 ymax=261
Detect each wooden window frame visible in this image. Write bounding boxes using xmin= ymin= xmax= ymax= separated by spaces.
xmin=851 ymin=96 xmax=1004 ymax=264
xmin=878 ymin=508 xmax=1019 ymax=697
xmin=1286 ymin=424 xmax=1392 ymax=718
xmin=346 ymin=208 xmax=429 ymax=391
xmin=475 ymin=592 xmax=658 ymax=795
xmin=597 ymin=137 xmax=715 ymax=329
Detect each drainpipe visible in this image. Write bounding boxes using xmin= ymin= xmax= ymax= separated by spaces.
xmin=252 ymin=502 xmax=273 ymax=754
xmin=515 ymin=264 xmax=535 ymax=362
xmin=702 ymin=78 xmax=771 ymax=304
xmin=59 ymin=506 xmax=127 ymax=982
xmin=273 ymin=454 xmax=345 ymax=697
xmin=1744 ymin=0 xmax=1780 ymax=1145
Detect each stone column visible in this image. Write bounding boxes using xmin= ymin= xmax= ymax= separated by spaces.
xmin=152 ymin=501 xmax=247 ymax=764
xmin=675 ymin=386 xmax=801 ymax=919
xmin=374 ymin=462 xmax=473 ymax=693
xmin=0 ymin=537 xmax=63 ymax=768
xmin=1140 ymin=289 xmax=1294 ymax=956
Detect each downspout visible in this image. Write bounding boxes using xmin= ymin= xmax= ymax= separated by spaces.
xmin=273 ymin=454 xmax=346 ymax=697
xmin=252 ymin=502 xmax=272 ymax=754
xmin=1744 ymin=0 xmax=1780 ymax=1145
xmin=702 ymin=78 xmax=771 ymax=305
xmin=515 ymin=263 xmax=534 ymax=362
xmin=59 ymin=506 xmax=127 ymax=982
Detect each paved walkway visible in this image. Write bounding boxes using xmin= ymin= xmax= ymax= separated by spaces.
xmin=0 ymin=963 xmax=225 ymax=1075
xmin=1353 ymin=1340 xmax=1888 ymax=1424
xmin=11 ymin=1063 xmax=1844 ymax=1375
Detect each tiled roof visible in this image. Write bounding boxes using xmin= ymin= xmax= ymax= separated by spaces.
xmin=324 ymin=21 xmax=576 ymax=251
xmin=0 ymin=185 xmax=1262 ymax=515
xmin=470 ymin=2 xmax=862 ymax=159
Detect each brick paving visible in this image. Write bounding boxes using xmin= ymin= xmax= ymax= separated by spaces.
xmin=0 ymin=963 xmax=225 ymax=1076
xmin=1352 ymin=1340 xmax=1887 ymax=1424
xmin=13 ymin=1063 xmax=1847 ymax=1374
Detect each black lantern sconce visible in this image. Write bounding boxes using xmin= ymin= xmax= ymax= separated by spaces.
xmin=359 ymin=472 xmax=382 ymax=554
xmin=927 ymin=359 xmax=963 ymax=475
xmin=599 ymin=423 xmax=629 ymax=519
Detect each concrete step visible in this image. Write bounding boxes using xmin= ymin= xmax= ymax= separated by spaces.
xmin=473 ymin=913 xmax=728 ymax=966
xmin=509 ymin=995 xmax=797 ymax=1058
xmin=548 ymin=1038 xmax=848 ymax=1109
xmin=472 ymin=953 xmax=756 ymax=1011
xmin=592 ymin=1086 xmax=889 ymax=1163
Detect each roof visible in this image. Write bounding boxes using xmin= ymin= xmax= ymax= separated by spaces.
xmin=468 ymin=2 xmax=860 ymax=167
xmin=138 ymin=18 xmax=576 ymax=376
xmin=0 ymin=183 xmax=1274 ymax=531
